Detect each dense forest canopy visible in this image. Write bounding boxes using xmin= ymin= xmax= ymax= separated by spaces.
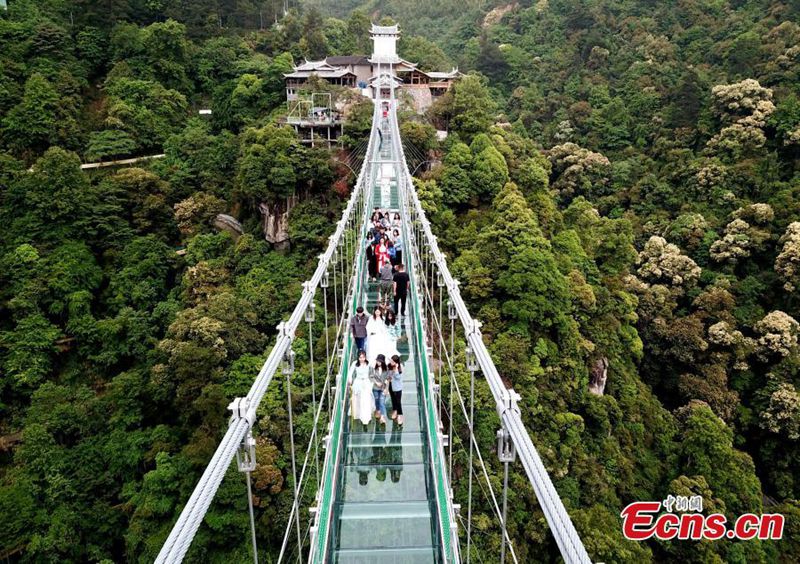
xmin=1 ymin=0 xmax=800 ymax=562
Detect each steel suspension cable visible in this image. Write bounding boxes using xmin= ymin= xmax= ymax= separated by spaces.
xmin=332 ymin=254 xmax=339 ymax=329
xmin=155 ymin=105 xmax=381 ymax=564
xmin=323 ymin=283 xmax=331 ymax=420
xmin=423 ymin=288 xmax=519 ymax=563
xmin=306 ymin=299 xmax=319 ymax=492
xmin=277 ymin=369 xmax=334 ymax=562
xmin=279 ymin=202 xmax=373 ymax=563
xmin=284 ymin=356 xmax=302 ymax=561
xmin=466 ymin=328 xmax=475 ymax=564
xmin=246 ymin=470 xmax=258 ymax=564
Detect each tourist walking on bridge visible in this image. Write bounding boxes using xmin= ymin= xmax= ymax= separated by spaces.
xmin=385 ymin=309 xmax=401 ymax=346
xmin=379 ymin=260 xmax=394 ymax=306
xmin=366 ymin=306 xmax=393 ymax=363
xmin=370 ymin=354 xmax=389 ymax=424
xmin=391 ymin=228 xmax=402 ymax=266
xmin=349 ymin=306 xmax=368 ymax=352
xmin=348 ymin=350 xmax=374 ymax=427
xmin=366 ymin=234 xmax=377 ymax=281
xmin=388 ymin=354 xmax=404 ymax=425
xmin=375 ymin=235 xmax=389 ymax=272
xmin=393 ymin=263 xmax=410 ymax=317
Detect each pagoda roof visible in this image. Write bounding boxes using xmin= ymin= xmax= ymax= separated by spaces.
xmin=326 ymin=55 xmax=371 ymax=66
xmin=294 ymin=59 xmax=338 ymax=72
xmin=425 ymin=69 xmax=461 ymax=79
xmin=284 ymin=68 xmax=357 ymax=79
xmin=370 ymin=23 xmax=399 ymax=35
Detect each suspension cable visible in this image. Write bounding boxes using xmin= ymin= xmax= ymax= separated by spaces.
xmin=246 ymin=470 xmax=259 ymax=564
xmin=283 ymin=352 xmax=302 ymax=561
xmin=277 ymin=370 xmax=334 ymax=562
xmin=155 ymin=104 xmax=380 ymax=564
xmin=421 ymin=262 xmax=519 ymax=563
xmin=306 ymin=298 xmax=319 ymax=492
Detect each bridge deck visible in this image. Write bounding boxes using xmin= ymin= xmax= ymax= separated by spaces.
xmin=327 ymin=127 xmax=441 ymax=563
xmin=330 ymin=288 xmax=439 ymax=563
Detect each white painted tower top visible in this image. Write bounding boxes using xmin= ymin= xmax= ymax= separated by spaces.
xmin=370 ymin=23 xmax=400 ymax=64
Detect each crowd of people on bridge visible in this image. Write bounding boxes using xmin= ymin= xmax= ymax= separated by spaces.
xmin=348 ymin=208 xmax=411 ymax=427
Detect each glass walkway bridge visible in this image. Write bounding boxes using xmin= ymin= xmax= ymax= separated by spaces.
xmin=155 ymin=81 xmax=591 ymax=564
xmin=311 ymin=111 xmax=455 ymax=563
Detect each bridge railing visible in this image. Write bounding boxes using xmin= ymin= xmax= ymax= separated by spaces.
xmin=387 ymin=102 xmax=592 ymax=564
xmin=155 ymin=101 xmax=381 ymax=564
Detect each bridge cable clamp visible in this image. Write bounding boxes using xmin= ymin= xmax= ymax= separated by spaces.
xmin=302 ymin=280 xmax=316 ymax=301
xmin=465 ymin=345 xmax=479 ymax=373
xmin=228 ymin=397 xmax=257 ymax=429
xmin=236 ymin=430 xmax=257 ymax=473
xmin=282 ymin=348 xmax=296 ymax=376
xmin=496 ymin=390 xmax=522 ymax=425
xmin=467 ymin=318 xmax=482 ymax=338
xmin=277 ymin=321 xmax=295 ymax=341
xmin=228 ymin=397 xmax=257 ymax=472
xmin=496 ymin=426 xmax=517 ymax=464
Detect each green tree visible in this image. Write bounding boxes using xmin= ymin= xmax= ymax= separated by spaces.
xmin=430 ymin=74 xmax=495 ymax=143
xmin=301 ymin=7 xmax=328 ymax=59
xmin=676 ymin=401 xmax=764 ymax=517
xmin=86 ymin=129 xmax=137 ymax=161
xmin=103 ymin=76 xmax=188 ymax=153
xmin=400 ymin=35 xmax=452 ymax=71
xmin=346 ymin=10 xmax=371 ymax=54
xmin=3 ymin=148 xmax=97 ymax=244
xmin=471 ymin=145 xmax=509 ymax=201
xmin=439 ymin=142 xmax=473 ymax=207
xmin=0 ymin=313 xmax=61 ymax=389
xmin=2 ymin=73 xmax=76 ymax=157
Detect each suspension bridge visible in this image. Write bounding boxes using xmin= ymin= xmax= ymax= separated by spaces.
xmin=155 ymin=64 xmax=591 ymax=564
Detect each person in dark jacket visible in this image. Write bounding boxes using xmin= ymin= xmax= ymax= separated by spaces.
xmin=393 ymin=263 xmax=410 ymax=317
xmin=366 ymin=235 xmax=377 ymax=281
xmin=349 ymin=306 xmax=368 ymax=352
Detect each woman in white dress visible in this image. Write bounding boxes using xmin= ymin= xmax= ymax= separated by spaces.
xmin=348 ymin=350 xmax=374 ymax=426
xmin=366 ymin=306 xmax=398 ymax=364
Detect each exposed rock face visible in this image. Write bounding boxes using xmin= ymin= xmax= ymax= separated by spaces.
xmin=588 ymin=356 xmax=609 ymax=396
xmin=213 ymin=214 xmax=244 ymax=239
xmin=483 ymin=3 xmax=518 ymax=28
xmin=404 ymin=86 xmax=433 ymax=113
xmin=259 ymin=194 xmax=299 ymax=250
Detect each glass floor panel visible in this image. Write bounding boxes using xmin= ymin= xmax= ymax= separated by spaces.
xmin=339 ymin=463 xmax=430 ymax=503
xmin=335 ymin=501 xmax=435 ymax=550
xmin=334 ymin=546 xmax=437 ymax=564
xmin=343 ymin=430 xmax=427 ymax=464
xmin=345 ymin=404 xmax=422 ymax=433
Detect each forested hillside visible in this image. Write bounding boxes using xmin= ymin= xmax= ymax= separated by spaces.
xmin=376 ymin=0 xmax=800 ymax=561
xmin=0 ymin=2 xmax=377 ymax=562
xmin=2 ymin=0 xmax=800 ymax=562
xmin=313 ymin=0 xmax=800 ymax=561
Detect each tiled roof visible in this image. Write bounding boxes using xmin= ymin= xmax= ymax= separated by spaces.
xmin=370 ymin=24 xmax=399 ymax=34
xmin=284 ymin=68 xmax=357 ymax=79
xmin=326 ymin=55 xmax=370 ymax=66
